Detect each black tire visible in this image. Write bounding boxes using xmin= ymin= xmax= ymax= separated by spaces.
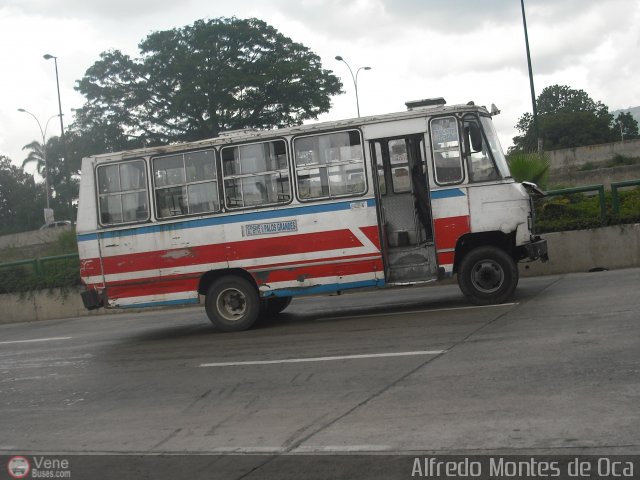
xmin=205 ymin=276 xmax=260 ymax=332
xmin=457 ymin=246 xmax=518 ymax=305
xmin=260 ymin=296 xmax=292 ymax=318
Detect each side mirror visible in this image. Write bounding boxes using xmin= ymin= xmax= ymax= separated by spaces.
xmin=465 ymin=124 xmax=483 ymax=153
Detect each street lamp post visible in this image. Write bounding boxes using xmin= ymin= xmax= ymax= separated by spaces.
xmin=617 ymin=120 xmax=625 ymax=143
xmin=520 ymin=0 xmax=541 ymax=154
xmin=18 ymin=108 xmax=60 ymax=214
xmin=335 ymin=56 xmax=371 ymax=117
xmin=43 ymin=54 xmax=65 ymax=140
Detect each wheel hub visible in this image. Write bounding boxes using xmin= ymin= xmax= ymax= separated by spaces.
xmin=470 ymin=260 xmax=504 ymax=293
xmin=217 ymin=288 xmax=247 ymax=321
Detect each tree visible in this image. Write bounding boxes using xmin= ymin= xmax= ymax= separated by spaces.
xmin=20 ymin=138 xmax=79 ymax=222
xmin=0 ymin=156 xmax=45 ymax=234
xmin=21 ymin=140 xmax=48 ymax=175
xmin=73 ymin=17 xmax=342 ymax=151
xmin=613 ymin=112 xmax=639 ymax=141
xmin=512 ymin=85 xmax=616 ymax=151
xmin=507 ymin=152 xmax=550 ymax=189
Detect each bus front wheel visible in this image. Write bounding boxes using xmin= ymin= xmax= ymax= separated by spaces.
xmin=205 ymin=276 xmax=260 ymax=332
xmin=457 ymin=246 xmax=518 ymax=305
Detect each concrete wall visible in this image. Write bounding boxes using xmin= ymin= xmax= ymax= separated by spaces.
xmin=547 ymin=138 xmax=640 ymax=174
xmin=1 ymin=224 xmax=639 ymax=324
xmin=550 ymin=163 xmax=640 ymax=189
xmin=0 ymin=225 xmax=72 ymax=251
xmin=0 ymin=288 xmax=200 ymax=325
xmin=520 ymin=223 xmax=640 ymax=276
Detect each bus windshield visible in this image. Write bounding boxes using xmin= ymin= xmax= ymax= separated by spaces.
xmin=480 ymin=116 xmax=511 ymax=179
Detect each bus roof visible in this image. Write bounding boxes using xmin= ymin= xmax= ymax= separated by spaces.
xmin=85 ymin=101 xmax=490 ymax=162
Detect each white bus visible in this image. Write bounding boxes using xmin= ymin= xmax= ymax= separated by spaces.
xmin=76 ymin=98 xmax=548 ymax=331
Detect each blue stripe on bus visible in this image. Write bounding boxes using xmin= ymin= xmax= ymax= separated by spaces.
xmin=265 ymin=279 xmax=384 ymax=297
xmin=77 ymin=198 xmax=376 ymax=242
xmin=430 ymin=188 xmax=465 ymax=199
xmin=113 ymin=279 xmax=383 ymax=308
xmin=118 ymin=298 xmax=200 ymax=309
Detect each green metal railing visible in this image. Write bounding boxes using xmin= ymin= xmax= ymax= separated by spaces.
xmin=543 ymin=184 xmax=607 ymax=225
xmin=611 ymin=179 xmax=640 ymax=217
xmin=0 ymin=253 xmax=79 ymax=275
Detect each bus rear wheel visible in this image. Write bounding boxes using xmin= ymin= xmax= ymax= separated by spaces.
xmin=205 ymin=276 xmax=260 ymax=332
xmin=457 ymin=246 xmax=518 ymax=305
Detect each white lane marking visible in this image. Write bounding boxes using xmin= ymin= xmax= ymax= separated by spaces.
xmin=294 ymin=445 xmax=393 ymax=453
xmin=200 ymin=350 xmax=446 ymax=368
xmin=325 ymin=302 xmax=519 ymax=321
xmin=0 ymin=336 xmax=72 ymax=345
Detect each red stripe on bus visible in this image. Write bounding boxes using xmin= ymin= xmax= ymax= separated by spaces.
xmin=359 ymin=225 xmax=382 ymax=250
xmin=250 ymin=257 xmax=382 ymax=286
xmin=433 ymin=215 xmax=470 ymax=250
xmin=80 ymin=258 xmax=102 ymax=277
xmin=103 ymin=259 xmax=380 ymax=300
xmin=106 ymin=277 xmax=200 ymax=301
xmin=246 ymin=253 xmax=381 ymax=272
xmin=86 ymin=253 xmax=381 ymax=287
xmin=96 ymin=229 xmax=362 ymax=276
xmin=437 ymin=251 xmax=455 ymax=266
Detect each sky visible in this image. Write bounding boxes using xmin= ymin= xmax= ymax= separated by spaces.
xmin=1 ymin=0 xmax=639 ymax=173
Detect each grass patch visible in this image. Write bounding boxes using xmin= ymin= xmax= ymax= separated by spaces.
xmin=578 ymin=154 xmax=640 ymax=171
xmin=607 ymin=154 xmax=640 ymax=167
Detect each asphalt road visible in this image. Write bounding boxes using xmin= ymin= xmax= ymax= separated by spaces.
xmin=1 ymin=269 xmax=639 ymax=476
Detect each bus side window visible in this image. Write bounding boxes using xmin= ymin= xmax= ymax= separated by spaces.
xmin=221 ymin=140 xmax=291 ymax=209
xmin=152 ymin=149 xmax=220 ymax=219
xmin=294 ymin=130 xmax=366 ymax=201
xmin=430 ymin=117 xmax=464 ymax=185
xmin=97 ymin=159 xmax=149 ymax=226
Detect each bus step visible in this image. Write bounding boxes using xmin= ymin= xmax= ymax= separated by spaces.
xmin=387 ymin=248 xmax=430 ymax=266
xmin=388 ymin=262 xmax=433 ymax=283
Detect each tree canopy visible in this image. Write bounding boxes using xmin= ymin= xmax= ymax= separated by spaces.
xmin=613 ymin=111 xmax=639 ymax=140
xmin=512 ymin=85 xmax=621 ymax=152
xmin=72 ymin=17 xmax=342 ymax=153
xmin=0 ymin=156 xmax=46 ymax=234
xmin=20 ymin=137 xmax=78 ymax=222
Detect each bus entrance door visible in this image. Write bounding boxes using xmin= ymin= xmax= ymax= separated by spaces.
xmin=370 ymin=135 xmax=437 ymax=284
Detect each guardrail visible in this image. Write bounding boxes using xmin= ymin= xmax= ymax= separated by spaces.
xmin=611 ymin=179 xmax=640 ymax=217
xmin=544 ymin=184 xmax=607 ymax=225
xmin=0 ymin=253 xmax=79 ymax=275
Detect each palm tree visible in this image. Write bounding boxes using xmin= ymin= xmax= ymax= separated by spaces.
xmin=21 ymin=140 xmax=48 ymax=176
xmin=507 ymin=151 xmax=550 ymax=189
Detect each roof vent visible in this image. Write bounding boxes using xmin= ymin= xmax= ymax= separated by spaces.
xmin=405 ymin=97 xmax=446 ymax=110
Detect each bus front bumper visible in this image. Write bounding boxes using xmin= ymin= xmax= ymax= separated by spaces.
xmin=524 ymin=236 xmax=549 ymax=262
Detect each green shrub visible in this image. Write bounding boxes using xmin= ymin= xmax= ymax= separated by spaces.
xmin=614 ymin=186 xmax=640 ymax=224
xmin=579 ymin=162 xmax=597 ymax=171
xmin=0 ymin=257 xmax=81 ymax=294
xmin=534 ymin=186 xmax=640 ymax=233
xmin=607 ymin=154 xmax=639 ymax=167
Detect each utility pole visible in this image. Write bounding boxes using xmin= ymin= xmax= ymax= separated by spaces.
xmin=520 ymin=0 xmax=542 ymax=154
